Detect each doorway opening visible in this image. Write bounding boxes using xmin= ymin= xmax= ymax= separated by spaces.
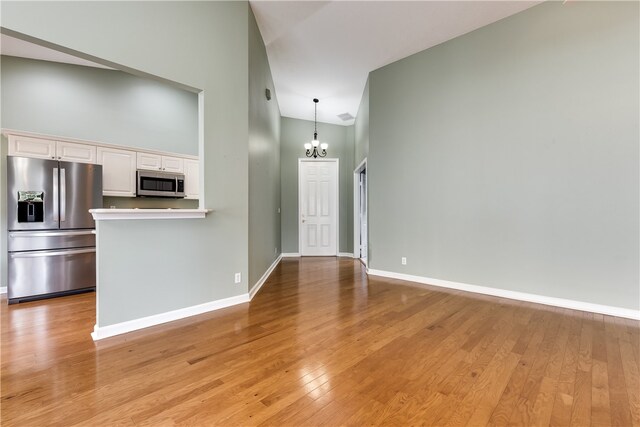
xmin=353 ymin=158 xmax=367 ymax=265
xmin=298 ymin=158 xmax=339 ymax=256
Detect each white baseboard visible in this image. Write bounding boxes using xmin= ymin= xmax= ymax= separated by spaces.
xmin=92 ymin=255 xmax=286 ymax=341
xmin=0 ymin=286 xmax=6 ymax=295
xmin=367 ymin=268 xmax=640 ymax=320
xmin=91 ymin=293 xmax=250 ymax=341
xmin=283 ymin=252 xmax=354 ymax=258
xmin=249 ymin=255 xmax=282 ymax=299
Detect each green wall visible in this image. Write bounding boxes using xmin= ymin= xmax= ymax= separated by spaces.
xmin=1 ymin=55 xmax=198 ymax=155
xmin=280 ymin=117 xmax=354 ymax=255
xmin=248 ymin=7 xmax=281 ymax=289
xmin=367 ymin=1 xmax=639 ymax=310
xmin=354 ymin=78 xmax=369 ymax=166
xmin=2 ymin=1 xmax=252 ymax=326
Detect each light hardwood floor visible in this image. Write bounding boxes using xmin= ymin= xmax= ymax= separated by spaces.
xmin=1 ymin=257 xmax=639 ymax=426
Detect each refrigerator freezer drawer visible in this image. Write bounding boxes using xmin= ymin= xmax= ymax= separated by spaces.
xmin=8 ymin=248 xmax=96 ymax=301
xmin=8 ymin=230 xmax=95 ymax=252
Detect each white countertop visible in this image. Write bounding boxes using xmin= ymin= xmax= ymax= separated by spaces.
xmin=89 ymin=208 xmax=211 ymax=220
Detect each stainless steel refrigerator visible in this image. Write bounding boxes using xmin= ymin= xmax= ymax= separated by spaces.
xmin=7 ymin=156 xmax=102 ymax=303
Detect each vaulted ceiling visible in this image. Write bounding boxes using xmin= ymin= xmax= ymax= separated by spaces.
xmin=250 ymin=1 xmax=540 ymax=125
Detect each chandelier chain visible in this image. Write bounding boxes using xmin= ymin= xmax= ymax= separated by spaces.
xmin=314 ymin=98 xmax=318 ymax=136
xmin=305 ymin=98 xmax=326 ymax=158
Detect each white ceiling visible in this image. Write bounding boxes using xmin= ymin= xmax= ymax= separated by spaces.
xmin=0 ymin=34 xmax=112 ymax=69
xmin=250 ymin=0 xmax=541 ymax=125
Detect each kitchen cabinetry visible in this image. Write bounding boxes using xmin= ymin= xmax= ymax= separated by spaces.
xmin=56 ymin=141 xmax=96 ymax=164
xmin=5 ymin=131 xmax=198 ymax=199
xmin=136 ymin=152 xmax=162 ymax=171
xmin=184 ymin=159 xmax=199 ymax=200
xmin=162 ymin=156 xmax=184 ymax=173
xmin=97 ymin=147 xmax=137 ymax=197
xmin=137 ymin=152 xmax=184 ymax=173
xmin=9 ymin=135 xmax=96 ymax=163
xmin=8 ymin=135 xmax=56 ymax=160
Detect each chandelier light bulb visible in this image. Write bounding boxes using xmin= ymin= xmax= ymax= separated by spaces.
xmin=304 ymin=143 xmax=312 ymax=150
xmin=312 ymin=139 xmax=319 ymax=147
xmin=320 ymin=143 xmax=328 ymax=150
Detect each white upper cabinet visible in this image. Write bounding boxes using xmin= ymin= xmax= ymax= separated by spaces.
xmin=137 ymin=153 xmax=184 ymax=173
xmin=56 ymin=141 xmax=97 ymax=164
xmin=97 ymin=147 xmax=137 ymax=197
xmin=183 ymin=159 xmax=199 ymax=199
xmin=9 ymin=135 xmax=96 ymax=163
xmin=161 ymin=156 xmax=184 ymax=173
xmin=5 ymin=131 xmax=198 ymax=199
xmin=8 ymin=135 xmax=56 ymax=160
xmin=136 ymin=152 xmax=162 ymax=171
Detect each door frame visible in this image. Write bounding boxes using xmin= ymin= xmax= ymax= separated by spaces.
xmin=353 ymin=158 xmax=367 ymax=264
xmin=298 ymin=158 xmax=340 ymax=256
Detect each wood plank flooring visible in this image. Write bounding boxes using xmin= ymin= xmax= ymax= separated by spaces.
xmin=1 ymin=257 xmax=638 ymax=426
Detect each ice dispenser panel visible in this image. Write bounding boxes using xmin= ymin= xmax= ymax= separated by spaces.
xmin=17 ymin=191 xmax=44 ymax=223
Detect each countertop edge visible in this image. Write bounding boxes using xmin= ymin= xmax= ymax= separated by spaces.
xmin=89 ymin=208 xmax=211 ymax=220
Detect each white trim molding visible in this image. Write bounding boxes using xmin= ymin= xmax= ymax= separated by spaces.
xmin=91 ymin=293 xmax=250 ymax=340
xmin=90 ymin=208 xmax=210 ymax=221
xmin=298 ymin=158 xmax=340 ymax=257
xmin=249 ymin=255 xmax=282 ymax=299
xmin=353 ymin=158 xmax=367 ymax=262
xmin=281 ymin=252 xmax=301 ymax=258
xmin=92 ymin=255 xmax=286 ymax=340
xmin=0 ymin=286 xmax=6 ymax=295
xmin=338 ymin=252 xmax=354 ymax=258
xmin=367 ymin=269 xmax=640 ymax=320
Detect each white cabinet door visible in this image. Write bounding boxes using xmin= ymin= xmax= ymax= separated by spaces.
xmin=161 ymin=156 xmax=184 ymax=173
xmin=97 ymin=147 xmax=137 ymax=197
xmin=8 ymin=135 xmax=57 ymax=160
xmin=184 ymin=159 xmax=199 ymax=199
xmin=137 ymin=152 xmax=162 ymax=171
xmin=56 ymin=141 xmax=97 ymax=164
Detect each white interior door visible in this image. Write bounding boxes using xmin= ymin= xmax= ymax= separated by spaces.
xmin=299 ymin=160 xmax=338 ymax=256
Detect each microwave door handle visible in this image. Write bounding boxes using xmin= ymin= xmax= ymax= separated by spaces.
xmin=53 ymin=168 xmax=59 ymax=221
xmin=60 ymin=168 xmax=66 ymax=222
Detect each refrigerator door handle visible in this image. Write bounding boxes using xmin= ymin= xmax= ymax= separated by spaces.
xmin=60 ymin=168 xmax=66 ymax=222
xmin=53 ymin=168 xmax=59 ymax=221
xmin=10 ymin=248 xmax=96 ymax=258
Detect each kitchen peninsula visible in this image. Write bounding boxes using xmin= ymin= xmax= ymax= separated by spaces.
xmin=90 ymin=208 xmax=210 ymax=220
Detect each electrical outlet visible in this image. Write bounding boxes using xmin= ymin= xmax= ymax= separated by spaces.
xmin=277 ymin=208 xmax=281 ymax=214
xmin=274 ymin=247 xmax=278 ymax=254
xmin=234 ymin=273 xmax=241 ymax=284
xmin=401 ymin=257 xmax=407 ymax=265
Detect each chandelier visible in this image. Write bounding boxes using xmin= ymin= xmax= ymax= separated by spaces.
xmin=304 ymin=98 xmax=328 ymax=158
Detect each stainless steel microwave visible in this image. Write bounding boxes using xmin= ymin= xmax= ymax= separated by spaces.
xmin=136 ymin=170 xmax=185 ymax=198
